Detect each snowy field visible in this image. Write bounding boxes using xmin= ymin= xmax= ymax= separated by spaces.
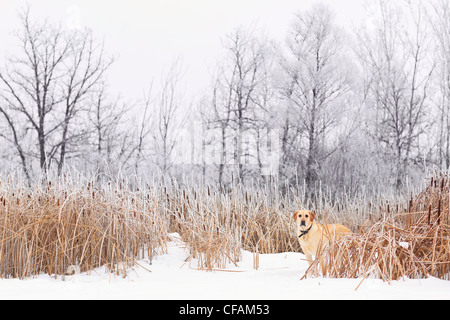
xmin=0 ymin=233 xmax=448 ymax=300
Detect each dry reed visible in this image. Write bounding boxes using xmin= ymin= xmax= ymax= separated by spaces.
xmin=303 ymin=171 xmax=450 ymax=284
xmin=0 ymin=176 xmax=168 ymax=279
xmin=166 ymin=182 xmax=392 ymax=271
xmin=1 ymin=170 xmax=442 ymax=280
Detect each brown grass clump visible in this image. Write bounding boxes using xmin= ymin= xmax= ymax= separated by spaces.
xmin=0 ymin=176 xmax=167 ymax=279
xmin=2 ymin=170 xmax=444 ymax=280
xmin=167 ymin=185 xmax=298 ymax=270
xmin=304 ymin=172 xmax=450 ymax=283
xmin=165 ymin=182 xmax=392 ymax=271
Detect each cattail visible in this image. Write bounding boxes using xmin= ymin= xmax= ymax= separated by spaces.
xmin=437 ymin=198 xmax=441 ymax=225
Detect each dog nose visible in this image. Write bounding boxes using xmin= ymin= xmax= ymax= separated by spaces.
xmin=300 ymin=221 xmax=306 ymax=226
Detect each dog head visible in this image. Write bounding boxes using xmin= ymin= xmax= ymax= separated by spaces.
xmin=292 ymin=210 xmax=315 ymax=232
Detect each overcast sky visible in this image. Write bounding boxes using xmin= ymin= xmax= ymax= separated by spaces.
xmin=0 ymin=0 xmax=369 ymax=102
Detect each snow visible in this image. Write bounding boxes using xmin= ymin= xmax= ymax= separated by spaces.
xmin=399 ymin=242 xmax=409 ymax=249
xmin=0 ymin=233 xmax=448 ymax=300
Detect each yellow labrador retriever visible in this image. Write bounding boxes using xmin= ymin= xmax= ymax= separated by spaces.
xmin=293 ymin=210 xmax=351 ymax=270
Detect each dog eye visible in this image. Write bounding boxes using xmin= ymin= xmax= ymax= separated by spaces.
xmin=305 ymin=215 xmax=309 ymax=218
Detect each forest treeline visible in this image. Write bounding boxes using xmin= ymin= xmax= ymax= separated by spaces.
xmin=0 ymin=1 xmax=449 ymax=198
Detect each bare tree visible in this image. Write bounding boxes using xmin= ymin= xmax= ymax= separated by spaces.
xmin=57 ymin=31 xmax=114 ymax=175
xmin=150 ymin=59 xmax=186 ymax=177
xmin=430 ymin=0 xmax=450 ymax=169
xmin=202 ymin=73 xmax=234 ymax=186
xmin=0 ymin=8 xmax=70 ymax=176
xmin=134 ymin=84 xmax=154 ymax=175
xmin=228 ymin=29 xmax=267 ymax=183
xmin=356 ymin=0 xmax=433 ymax=190
xmin=202 ymin=28 xmax=270 ymax=185
xmin=88 ymin=85 xmax=128 ymax=176
xmin=280 ymin=4 xmax=353 ymax=191
xmin=0 ymin=100 xmax=31 ymax=183
xmin=0 ymin=7 xmax=112 ymax=179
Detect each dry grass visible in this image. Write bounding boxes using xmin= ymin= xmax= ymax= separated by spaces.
xmin=1 ymin=170 xmax=447 ymax=282
xmin=166 ymin=182 xmax=401 ymax=271
xmin=0 ymin=176 xmax=168 ymax=278
xmin=168 ymin=185 xmax=299 ymax=270
xmin=303 ymin=171 xmax=450 ymax=284
xmin=0 ymin=175 xmax=372 ymax=277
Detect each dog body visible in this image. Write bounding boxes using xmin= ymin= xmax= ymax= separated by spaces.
xmin=293 ymin=210 xmax=351 ymax=267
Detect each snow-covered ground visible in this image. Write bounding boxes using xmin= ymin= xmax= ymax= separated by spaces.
xmin=0 ymin=233 xmax=448 ymax=300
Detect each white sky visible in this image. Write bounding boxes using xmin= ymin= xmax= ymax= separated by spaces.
xmin=0 ymin=0 xmax=368 ymax=102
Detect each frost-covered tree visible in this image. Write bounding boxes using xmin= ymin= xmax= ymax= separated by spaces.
xmin=0 ymin=7 xmax=112 ymax=181
xmin=356 ymin=0 xmax=433 ymax=190
xmin=279 ymin=4 xmax=354 ymax=191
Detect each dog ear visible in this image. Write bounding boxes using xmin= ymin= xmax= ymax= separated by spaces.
xmin=309 ymin=211 xmax=316 ymax=221
xmin=292 ymin=211 xmax=299 ymax=221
